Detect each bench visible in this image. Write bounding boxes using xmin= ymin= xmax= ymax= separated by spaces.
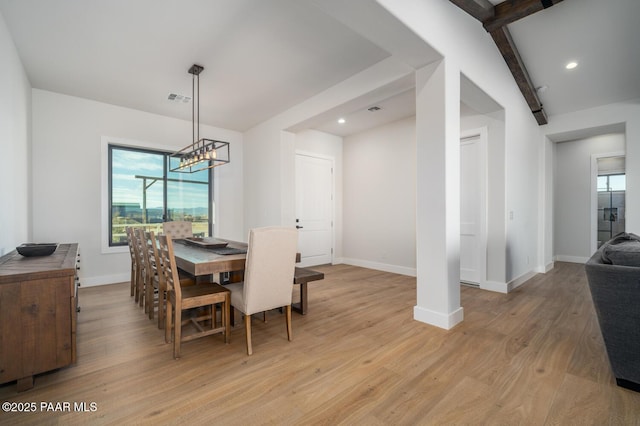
xmin=293 ymin=267 xmax=324 ymax=315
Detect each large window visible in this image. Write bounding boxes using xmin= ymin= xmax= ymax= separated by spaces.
xmin=109 ymin=145 xmax=211 ymax=246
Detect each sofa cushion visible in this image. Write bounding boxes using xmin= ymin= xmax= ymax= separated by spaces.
xmin=601 ymin=232 xmax=640 ymax=266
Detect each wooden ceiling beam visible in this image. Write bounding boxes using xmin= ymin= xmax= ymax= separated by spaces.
xmin=490 ymin=26 xmax=547 ymax=125
xmin=484 ymin=0 xmax=564 ymax=33
xmin=450 ymin=0 xmax=562 ymax=125
xmin=449 ymin=0 xmax=495 ymax=22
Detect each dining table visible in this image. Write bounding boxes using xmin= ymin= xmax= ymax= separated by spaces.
xmin=171 ymin=238 xmax=249 ymax=279
xmin=170 ymin=237 xmax=319 ymax=315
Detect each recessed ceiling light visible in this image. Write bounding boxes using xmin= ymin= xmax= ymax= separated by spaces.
xmin=565 ymin=61 xmax=578 ymax=70
xmin=337 ymin=118 xmax=346 ymax=124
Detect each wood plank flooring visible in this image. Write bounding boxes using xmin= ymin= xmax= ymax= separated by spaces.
xmin=1 ymin=262 xmax=639 ymax=425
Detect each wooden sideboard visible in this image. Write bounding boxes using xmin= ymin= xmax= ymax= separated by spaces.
xmin=0 ymin=243 xmax=79 ymax=391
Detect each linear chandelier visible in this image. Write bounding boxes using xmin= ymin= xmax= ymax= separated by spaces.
xmin=169 ymin=64 xmax=230 ymax=173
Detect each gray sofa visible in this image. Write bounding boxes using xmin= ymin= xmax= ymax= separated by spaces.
xmin=585 ymin=232 xmax=640 ymax=392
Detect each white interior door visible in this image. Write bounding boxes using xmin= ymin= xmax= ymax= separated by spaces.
xmin=295 ymin=153 xmax=333 ymax=267
xmin=460 ymin=133 xmax=486 ymax=285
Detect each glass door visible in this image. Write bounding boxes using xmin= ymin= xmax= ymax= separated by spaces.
xmin=597 ymin=173 xmax=626 ymax=247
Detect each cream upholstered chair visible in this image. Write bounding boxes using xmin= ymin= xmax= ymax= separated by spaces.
xmin=162 ymin=221 xmax=193 ymax=239
xmin=226 ymin=226 xmax=298 ymax=355
xmin=158 ymin=234 xmax=230 ymax=359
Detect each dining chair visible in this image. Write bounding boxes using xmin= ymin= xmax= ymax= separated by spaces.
xmin=125 ymin=227 xmax=138 ymax=299
xmin=158 ymin=234 xmax=230 ymax=359
xmin=135 ymin=228 xmax=155 ymax=313
xmin=226 ymin=226 xmax=298 ymax=355
xmin=162 ymin=221 xmax=193 ymax=239
xmin=130 ymin=228 xmax=147 ymax=308
xmin=140 ymin=230 xmax=162 ymax=322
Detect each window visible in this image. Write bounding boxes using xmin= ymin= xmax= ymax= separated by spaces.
xmin=108 ymin=145 xmax=211 ymax=246
xmin=597 ymin=174 xmax=626 ymax=192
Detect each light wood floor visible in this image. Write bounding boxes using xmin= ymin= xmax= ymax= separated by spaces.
xmin=1 ymin=262 xmax=639 ymax=425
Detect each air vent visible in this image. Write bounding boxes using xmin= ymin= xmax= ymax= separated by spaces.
xmin=167 ymin=93 xmax=191 ymax=103
xmin=368 ymin=106 xmax=381 ymax=112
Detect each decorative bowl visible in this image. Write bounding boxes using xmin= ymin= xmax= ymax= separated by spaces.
xmin=16 ymin=243 xmax=58 ymax=257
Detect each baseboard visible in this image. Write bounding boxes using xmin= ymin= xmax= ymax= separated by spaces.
xmin=414 ymin=305 xmax=464 ymax=330
xmin=80 ymin=272 xmax=129 ymax=287
xmin=541 ymin=261 xmax=555 ymax=273
xmin=341 ymin=257 xmax=416 ymax=277
xmin=508 ymin=269 xmax=537 ymax=291
xmin=481 ymin=281 xmax=509 ymax=294
xmin=554 ymin=255 xmax=589 ymax=264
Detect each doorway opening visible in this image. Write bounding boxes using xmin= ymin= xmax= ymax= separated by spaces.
xmin=596 ymin=156 xmax=625 ymax=248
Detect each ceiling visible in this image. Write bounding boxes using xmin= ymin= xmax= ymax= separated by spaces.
xmin=1 ymin=0 xmax=639 ymax=137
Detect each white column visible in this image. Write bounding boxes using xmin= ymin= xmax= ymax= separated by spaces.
xmin=414 ymin=59 xmax=463 ymax=329
xmin=625 ymin=118 xmax=640 ymax=234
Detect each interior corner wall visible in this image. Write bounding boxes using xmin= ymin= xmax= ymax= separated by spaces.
xmin=243 ymin=122 xmax=284 ymax=233
xmin=378 ymin=0 xmax=543 ymax=284
xmin=343 ymin=116 xmax=416 ymax=275
xmin=31 ymin=89 xmax=243 ymax=286
xmin=554 ymin=133 xmax=625 ymax=261
xmin=0 ymin=11 xmax=31 ymax=256
xmin=242 ymin=57 xmax=413 ymax=239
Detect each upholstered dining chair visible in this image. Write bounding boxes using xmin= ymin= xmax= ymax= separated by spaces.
xmin=162 ymin=221 xmax=193 ymax=239
xmin=158 ymin=234 xmax=230 ymax=359
xmin=125 ymin=227 xmax=138 ymax=299
xmin=226 ymin=226 xmax=298 ymax=355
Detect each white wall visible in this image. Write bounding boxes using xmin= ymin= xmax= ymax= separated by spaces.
xmin=554 ymin=133 xmax=625 ymax=262
xmin=378 ymin=0 xmax=543 ymax=289
xmin=31 ymin=89 xmax=243 ymax=286
xmin=0 ymin=12 xmax=31 ymax=255
xmin=243 ymin=58 xmax=414 ymax=235
xmin=541 ymin=98 xmax=640 ymax=266
xmin=343 ymin=116 xmax=416 ymax=275
xmin=295 ymin=129 xmax=343 ymax=260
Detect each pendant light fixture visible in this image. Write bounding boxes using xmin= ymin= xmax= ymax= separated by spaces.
xmin=169 ymin=64 xmax=230 ymax=173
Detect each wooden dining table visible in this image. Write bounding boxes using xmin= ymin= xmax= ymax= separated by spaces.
xmin=171 ymin=238 xmax=249 ymax=278
xmin=171 ymin=237 xmax=318 ymax=315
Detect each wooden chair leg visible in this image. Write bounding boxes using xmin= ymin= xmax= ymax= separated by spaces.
xmin=213 ymin=304 xmax=218 ymax=329
xmin=147 ymin=279 xmax=154 ymax=319
xmin=138 ymin=271 xmax=144 ymax=308
xmin=224 ymin=297 xmax=230 ymax=344
xmin=158 ymin=290 xmax=165 ymax=329
xmin=245 ymin=314 xmax=253 ymax=355
xmin=174 ymin=308 xmax=182 ymax=359
xmin=165 ymin=300 xmax=172 ymax=343
xmin=130 ymin=268 xmax=135 ymax=297
xmin=286 ymin=305 xmax=292 ymax=342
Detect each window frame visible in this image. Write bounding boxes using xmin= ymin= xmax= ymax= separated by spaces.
xmin=107 ymin=143 xmax=213 ymax=248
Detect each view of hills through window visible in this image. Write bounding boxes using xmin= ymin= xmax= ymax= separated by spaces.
xmin=109 ymin=146 xmax=210 ymax=245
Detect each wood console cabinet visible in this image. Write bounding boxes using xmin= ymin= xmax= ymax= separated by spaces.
xmin=0 ymin=243 xmax=79 ymax=391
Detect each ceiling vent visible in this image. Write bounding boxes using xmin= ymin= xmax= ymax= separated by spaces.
xmin=368 ymin=106 xmax=381 ymax=112
xmin=167 ymin=93 xmax=191 ymax=103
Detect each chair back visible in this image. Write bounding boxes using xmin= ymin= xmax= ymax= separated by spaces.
xmin=135 ymin=228 xmax=149 ymax=284
xmin=162 ymin=221 xmax=193 ymax=239
xmin=242 ymin=227 xmax=298 ymax=314
xmin=158 ymin=234 xmax=182 ymax=301
xmin=125 ymin=227 xmax=137 ymax=265
xmin=144 ymin=230 xmax=161 ymax=284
